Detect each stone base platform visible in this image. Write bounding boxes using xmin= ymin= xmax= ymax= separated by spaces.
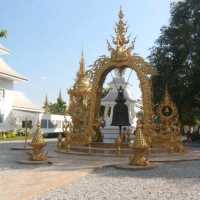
xmin=113 ymin=163 xmax=157 ymax=170
xmin=56 ymin=145 xmax=200 ymax=163
xmin=17 ymin=160 xmax=52 ymax=165
xmin=11 ymin=146 xmax=32 ymax=150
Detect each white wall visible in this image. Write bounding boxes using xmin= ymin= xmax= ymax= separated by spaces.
xmin=12 ymin=109 xmax=40 ymax=133
xmin=39 ymin=113 xmax=71 ymax=134
xmin=0 ymin=89 xmax=13 ymax=131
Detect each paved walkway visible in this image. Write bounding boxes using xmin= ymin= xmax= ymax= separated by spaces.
xmin=1 ymin=140 xmax=200 ymax=200
xmin=0 ymin=140 xmax=125 ymax=200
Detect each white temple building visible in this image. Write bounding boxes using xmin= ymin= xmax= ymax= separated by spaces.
xmin=0 ymin=43 xmax=70 ymax=135
xmin=0 ymin=44 xmax=42 ymax=132
xmin=101 ymin=71 xmax=137 ymax=143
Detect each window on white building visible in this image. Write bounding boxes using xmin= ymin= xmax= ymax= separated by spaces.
xmin=41 ymin=119 xmax=48 ymax=128
xmin=0 ymin=113 xmax=4 ymax=123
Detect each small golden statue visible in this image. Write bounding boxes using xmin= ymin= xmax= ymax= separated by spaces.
xmin=29 ymin=123 xmax=47 ymax=161
xmin=129 ymin=119 xmax=149 ymax=166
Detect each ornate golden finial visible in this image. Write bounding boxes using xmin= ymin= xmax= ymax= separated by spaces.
xmin=72 ymin=51 xmax=90 ymax=93
xmin=107 ymin=6 xmax=135 ymax=61
xmin=43 ymin=95 xmax=50 ymax=113
xmin=80 ymin=50 xmax=85 ymax=73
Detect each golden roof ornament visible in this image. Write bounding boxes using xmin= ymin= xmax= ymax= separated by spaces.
xmin=79 ymin=50 xmax=85 ymax=76
xmin=43 ymin=95 xmax=50 ymax=113
xmin=107 ymin=6 xmax=135 ymax=61
xmin=57 ymin=89 xmax=63 ymax=102
xmin=72 ymin=51 xmax=90 ymax=94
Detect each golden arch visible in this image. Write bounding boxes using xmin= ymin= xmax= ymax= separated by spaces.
xmin=86 ymin=55 xmax=157 ymax=143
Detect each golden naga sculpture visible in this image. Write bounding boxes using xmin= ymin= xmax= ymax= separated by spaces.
xmin=129 ymin=119 xmax=149 ymax=166
xmin=29 ymin=123 xmax=47 ymax=161
xmin=152 ymin=86 xmax=185 ymax=153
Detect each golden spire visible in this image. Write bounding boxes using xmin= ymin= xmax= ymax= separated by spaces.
xmin=107 ymin=6 xmax=135 ymax=60
xmin=79 ymin=50 xmax=85 ymax=75
xmin=114 ymin=6 xmax=129 ymax=49
xmin=43 ymin=95 xmax=50 ymax=113
xmin=57 ymin=89 xmax=63 ymax=102
xmin=71 ymin=51 xmax=90 ymax=94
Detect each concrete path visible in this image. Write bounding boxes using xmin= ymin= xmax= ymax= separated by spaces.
xmin=0 ymin=140 xmax=124 ymax=200
xmin=1 ymin=140 xmax=200 ymax=200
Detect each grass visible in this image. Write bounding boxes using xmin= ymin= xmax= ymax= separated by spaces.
xmin=0 ymin=135 xmax=32 ymax=141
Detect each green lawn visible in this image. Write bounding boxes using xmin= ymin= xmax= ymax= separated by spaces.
xmin=0 ymin=135 xmax=32 ymax=141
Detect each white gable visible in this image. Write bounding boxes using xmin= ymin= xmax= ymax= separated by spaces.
xmin=0 ymin=58 xmax=27 ymax=81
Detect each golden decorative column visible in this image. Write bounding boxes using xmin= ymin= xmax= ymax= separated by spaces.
xmin=67 ymin=51 xmax=92 ymax=144
xmin=29 ymin=123 xmax=47 ymax=161
xmin=62 ymin=120 xmax=73 ymax=152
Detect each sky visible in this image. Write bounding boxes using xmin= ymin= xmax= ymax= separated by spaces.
xmin=0 ymin=0 xmax=177 ymax=106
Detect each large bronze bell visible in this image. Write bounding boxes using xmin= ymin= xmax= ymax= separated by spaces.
xmin=111 ymin=86 xmax=130 ymax=135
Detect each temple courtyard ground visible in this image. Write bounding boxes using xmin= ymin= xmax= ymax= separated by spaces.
xmin=0 ymin=140 xmax=200 ymax=200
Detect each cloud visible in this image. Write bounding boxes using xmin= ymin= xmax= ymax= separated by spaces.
xmin=40 ymin=76 xmax=47 ymax=80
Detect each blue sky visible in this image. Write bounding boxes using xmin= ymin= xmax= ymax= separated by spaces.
xmin=0 ymin=0 xmax=175 ymax=106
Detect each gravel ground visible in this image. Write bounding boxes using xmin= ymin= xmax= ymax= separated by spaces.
xmin=36 ymin=161 xmax=200 ymax=200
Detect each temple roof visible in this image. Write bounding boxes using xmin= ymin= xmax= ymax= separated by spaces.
xmin=0 ymin=58 xmax=27 ymax=81
xmin=6 ymin=90 xmax=42 ymax=112
xmin=102 ymin=76 xmax=135 ymax=102
xmin=0 ymin=43 xmax=10 ymax=55
xmin=102 ymin=87 xmax=135 ymax=102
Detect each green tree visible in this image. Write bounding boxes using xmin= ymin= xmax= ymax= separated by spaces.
xmin=149 ymin=0 xmax=200 ymax=124
xmin=48 ymin=91 xmax=67 ymax=115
